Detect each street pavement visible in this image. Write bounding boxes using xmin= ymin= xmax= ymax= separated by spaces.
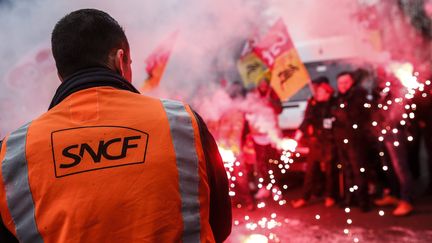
xmin=227 ymin=189 xmax=432 ymax=243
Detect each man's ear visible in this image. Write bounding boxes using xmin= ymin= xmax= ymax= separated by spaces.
xmin=114 ymin=49 xmax=125 ymax=76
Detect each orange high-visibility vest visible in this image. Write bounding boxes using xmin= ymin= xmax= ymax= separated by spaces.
xmin=0 ymin=87 xmax=215 ymax=243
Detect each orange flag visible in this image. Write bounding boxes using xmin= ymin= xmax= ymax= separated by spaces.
xmin=253 ymin=19 xmax=310 ymax=101
xmin=142 ymin=32 xmax=178 ymax=91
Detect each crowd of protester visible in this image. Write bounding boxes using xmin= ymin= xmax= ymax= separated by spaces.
xmin=227 ymin=67 xmax=432 ymax=217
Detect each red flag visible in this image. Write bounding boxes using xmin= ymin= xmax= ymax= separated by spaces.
xmin=142 ymin=32 xmax=178 ymax=91
xmin=252 ymin=19 xmax=294 ymax=69
xmin=252 ymin=19 xmax=310 ymax=101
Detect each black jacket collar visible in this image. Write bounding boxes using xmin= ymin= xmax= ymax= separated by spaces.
xmin=49 ymin=67 xmax=140 ymax=110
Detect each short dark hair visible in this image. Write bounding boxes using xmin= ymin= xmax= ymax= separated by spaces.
xmin=311 ymin=76 xmax=330 ymax=84
xmin=51 ymin=9 xmax=129 ymax=78
xmin=337 ymin=71 xmax=354 ymax=80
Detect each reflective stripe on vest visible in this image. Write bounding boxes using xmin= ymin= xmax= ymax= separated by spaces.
xmin=2 ymin=122 xmax=44 ymax=243
xmin=162 ymin=99 xmax=201 ymax=243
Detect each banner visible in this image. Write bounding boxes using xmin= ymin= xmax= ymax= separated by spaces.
xmin=142 ymin=32 xmax=178 ymax=91
xmin=253 ymin=19 xmax=310 ymax=101
xmin=237 ymin=52 xmax=269 ymax=90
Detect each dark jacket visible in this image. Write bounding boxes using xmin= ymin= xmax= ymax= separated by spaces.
xmin=299 ymin=97 xmax=335 ymax=143
xmin=332 ymin=86 xmax=370 ymax=143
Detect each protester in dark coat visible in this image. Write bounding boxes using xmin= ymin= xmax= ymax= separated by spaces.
xmin=291 ymin=77 xmax=337 ymax=208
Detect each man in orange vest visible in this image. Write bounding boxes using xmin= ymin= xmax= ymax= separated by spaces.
xmin=0 ymin=9 xmax=231 ymax=243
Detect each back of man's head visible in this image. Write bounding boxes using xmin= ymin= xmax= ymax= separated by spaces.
xmin=51 ymin=9 xmax=129 ymax=79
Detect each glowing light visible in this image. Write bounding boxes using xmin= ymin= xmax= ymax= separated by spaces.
xmin=402 ymin=113 xmax=408 ymax=119
xmin=378 ymin=136 xmax=384 ymax=142
xmin=405 ymin=104 xmax=410 ymax=110
xmin=390 ymin=62 xmax=420 ymax=90
xmin=257 ymin=202 xmax=266 ymax=208
xmin=344 ymin=229 xmax=349 ymax=234
xmin=315 ymin=214 xmax=320 ymax=220
xmin=353 ymin=185 xmax=358 ymax=190
xmin=360 ymin=168 xmax=365 ymax=173
xmin=385 ymin=81 xmax=391 ymax=87
xmin=283 ymin=185 xmax=288 ymax=190
xmin=352 ymin=124 xmax=358 ymax=129
xmin=347 ymin=219 xmax=352 ymax=224
xmin=372 ymin=121 xmax=378 ymax=126
xmin=383 ymin=106 xmax=388 ymax=111
xmin=411 ymin=104 xmax=417 ymax=109
xmin=394 ymin=141 xmax=400 ymax=147
xmin=349 ymin=187 xmax=354 ymax=193
xmin=407 ymin=136 xmax=413 ymax=141
xmin=245 ymin=222 xmax=258 ymax=230
xmin=218 ymin=147 xmax=236 ymax=164
xmin=243 ymin=234 xmax=268 ymax=243
xmin=279 ymin=138 xmax=298 ymax=152
xmin=422 ymin=93 xmax=428 ymax=98
xmin=340 ymin=104 xmax=345 ymax=109
xmin=345 ymin=207 xmax=351 ymax=213
xmin=337 ymin=164 xmax=342 ymax=169
xmin=379 ymin=152 xmax=384 ymax=156
xmin=400 ymin=120 xmax=406 ymax=126
xmin=344 ymin=139 xmax=349 ymax=144
xmin=245 ymin=215 xmax=250 ymax=220
xmin=405 ymin=94 xmax=414 ymax=99
xmin=426 ymin=80 xmax=431 ymax=86
xmin=271 ymin=213 xmax=277 ymax=219
xmin=383 ymin=165 xmax=388 ymax=171
xmin=381 ymin=129 xmax=387 ymax=134
xmin=234 ymin=220 xmax=239 ymax=225
xmin=386 ymin=100 xmax=392 ymax=105
xmin=409 ymin=113 xmax=415 ymax=119
xmin=392 ymin=128 xmax=398 ymax=134
xmin=354 ymin=237 xmax=359 ymax=243
xmin=229 ymin=191 xmax=236 ymax=196
xmin=379 ymin=210 xmax=385 ymax=216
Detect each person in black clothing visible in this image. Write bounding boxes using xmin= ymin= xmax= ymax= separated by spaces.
xmin=291 ymin=77 xmax=337 ymax=208
xmin=371 ymin=68 xmax=415 ymax=216
xmin=332 ymin=71 xmax=371 ymax=211
xmin=412 ymin=78 xmax=432 ymax=194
